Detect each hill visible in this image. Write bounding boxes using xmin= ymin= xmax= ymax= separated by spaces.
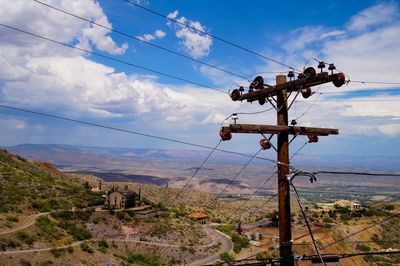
xmin=0 ymin=148 xmax=103 ymax=214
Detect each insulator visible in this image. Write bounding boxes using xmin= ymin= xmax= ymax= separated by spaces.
xmin=303 ymin=67 xmax=316 ymax=81
xmin=297 ymin=73 xmax=304 ymax=79
xmin=219 ymin=130 xmax=232 ymax=141
xmin=239 ymin=86 xmax=244 ymax=92
xmin=301 ymin=87 xmax=312 ymax=98
xmin=230 ymin=89 xmax=241 ymax=101
xmin=328 ymin=63 xmax=336 ymax=71
xmin=260 ymin=139 xmax=271 ymax=150
xmin=249 ymin=76 xmax=264 ymax=90
xmin=318 ymin=61 xmax=326 ymax=70
xmin=291 ymin=120 xmax=297 ymax=126
xmin=287 ymin=71 xmax=295 ymax=79
xmin=258 ymin=98 xmax=266 ymax=105
xmin=308 ymin=134 xmax=319 ymax=143
xmin=332 ymin=73 xmax=346 ymax=87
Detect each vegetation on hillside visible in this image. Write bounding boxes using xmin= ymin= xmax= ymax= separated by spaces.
xmin=0 ymin=149 xmax=103 ymax=214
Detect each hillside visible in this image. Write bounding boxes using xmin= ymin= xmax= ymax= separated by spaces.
xmin=0 ymin=148 xmax=103 ymax=215
xmin=0 ymin=150 xmax=232 ymax=265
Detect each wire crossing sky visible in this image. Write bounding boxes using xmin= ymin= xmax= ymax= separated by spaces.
xmin=0 ymin=0 xmax=400 ymax=158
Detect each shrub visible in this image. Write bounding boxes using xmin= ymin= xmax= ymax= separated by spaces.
xmin=6 ymin=215 xmax=19 ymax=222
xmin=16 ymin=231 xmax=36 ymax=245
xmin=62 ymin=223 xmax=91 ymax=241
xmin=126 ymin=253 xmax=160 ymax=266
xmin=19 ymin=259 xmax=31 ymax=266
xmin=50 ymin=248 xmax=65 ymax=258
xmin=219 ymin=252 xmax=234 ymax=263
xmin=80 ymin=241 xmax=94 ymax=254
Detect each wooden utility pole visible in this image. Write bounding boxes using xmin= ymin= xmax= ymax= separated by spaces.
xmin=276 ymin=75 xmax=292 ymax=264
xmin=219 ymin=66 xmax=346 ymax=265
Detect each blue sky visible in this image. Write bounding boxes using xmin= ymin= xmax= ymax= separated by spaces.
xmin=0 ymin=0 xmax=400 ymax=160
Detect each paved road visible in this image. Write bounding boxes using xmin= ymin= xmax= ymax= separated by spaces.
xmin=188 ymin=227 xmax=233 ymax=266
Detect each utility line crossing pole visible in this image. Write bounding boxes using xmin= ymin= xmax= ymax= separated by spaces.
xmin=219 ymin=64 xmax=346 ymax=265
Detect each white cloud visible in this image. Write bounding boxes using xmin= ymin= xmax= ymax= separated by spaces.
xmin=0 ymin=0 xmax=128 ymax=55
xmin=347 ymin=2 xmax=399 ymax=31
xmin=261 ymin=2 xmax=400 ymax=138
xmin=167 ymin=11 xmax=213 ymax=59
xmin=155 ymin=30 xmax=166 ymax=39
xmin=137 ymin=29 xmax=166 ymax=42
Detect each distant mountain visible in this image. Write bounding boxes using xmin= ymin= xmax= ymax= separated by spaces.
xmin=6 ymin=144 xmax=400 ymax=171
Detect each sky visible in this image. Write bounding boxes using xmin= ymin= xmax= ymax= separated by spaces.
xmin=0 ymin=0 xmax=400 ymax=160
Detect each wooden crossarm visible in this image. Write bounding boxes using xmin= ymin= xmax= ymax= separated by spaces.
xmin=221 ymin=124 xmax=339 ymax=136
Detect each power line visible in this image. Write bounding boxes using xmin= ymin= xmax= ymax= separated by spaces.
xmin=0 ymin=23 xmax=226 ymax=94
xmin=0 ymin=104 xmax=288 ymax=166
xmin=31 ymin=0 xmax=249 ymax=81
xmin=294 ymin=239 xmax=400 ymax=246
xmin=215 ymin=148 xmax=262 ymax=198
xmin=167 ymin=140 xmax=222 ymax=206
xmin=122 ymin=0 xmax=300 ymax=72
xmin=321 ymin=88 xmax=400 ymax=95
xmin=302 ymin=250 xmax=400 ymax=261
xmin=320 ymin=213 xmax=400 ymax=250
xmin=291 ymin=181 xmax=325 ymax=265
xmin=350 ymin=80 xmax=400 ymax=86
xmin=313 ymin=170 xmax=400 ymax=177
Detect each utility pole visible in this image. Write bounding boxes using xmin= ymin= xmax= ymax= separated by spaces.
xmin=276 ymin=75 xmax=292 ymax=263
xmin=219 ymin=64 xmax=346 ymax=265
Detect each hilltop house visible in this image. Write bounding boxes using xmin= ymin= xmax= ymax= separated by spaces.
xmin=317 ymin=200 xmax=362 ymax=211
xmin=106 ymin=185 xmax=141 ymax=209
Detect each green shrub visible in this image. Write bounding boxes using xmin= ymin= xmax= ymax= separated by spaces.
xmin=16 ymin=231 xmax=36 ymax=245
xmin=6 ymin=215 xmax=19 ymax=222
xmin=61 ymin=223 xmax=91 ymax=241
xmin=36 ymin=260 xmax=53 ymax=266
xmin=35 ymin=216 xmax=64 ymax=239
xmin=219 ymin=252 xmax=234 ymax=262
xmin=19 ymin=259 xmax=31 ymax=266
xmin=79 ymin=241 xmax=93 ymax=254
xmin=50 ymin=248 xmax=65 ymax=258
xmin=126 ymin=253 xmax=160 ymax=266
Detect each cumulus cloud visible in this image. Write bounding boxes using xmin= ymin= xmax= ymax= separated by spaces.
xmin=260 ymin=2 xmax=400 ymax=138
xmin=137 ymin=29 xmax=166 ymax=42
xmin=0 ymin=0 xmax=128 ymax=55
xmin=167 ymin=10 xmax=213 ymax=58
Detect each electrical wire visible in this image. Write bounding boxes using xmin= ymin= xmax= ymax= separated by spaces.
xmin=290 ymin=140 xmax=308 ymax=161
xmin=220 ymin=107 xmax=275 ymax=127
xmin=291 ymin=181 xmax=326 ymax=265
xmin=313 ymin=170 xmax=400 ymax=177
xmin=320 ymin=213 xmax=400 ymax=251
xmin=0 ymin=23 xmax=226 ymax=94
xmin=321 ymin=88 xmax=400 ymax=95
xmin=167 ymin=140 xmax=222 ymax=206
xmin=349 ymin=80 xmax=400 ymax=86
xmin=122 ymin=0 xmax=301 ymax=72
xmin=294 ymin=239 xmax=400 ymax=246
xmin=0 ymin=104 xmax=291 ymax=167
xmin=293 ymin=86 xmax=322 ymax=121
xmin=215 ymin=148 xmax=263 ymax=198
xmin=32 ymin=0 xmax=249 ymax=81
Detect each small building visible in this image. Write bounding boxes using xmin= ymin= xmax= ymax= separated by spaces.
xmin=317 ymin=200 xmax=362 ymax=211
xmin=91 ymin=180 xmax=103 ymax=193
xmin=106 ymin=185 xmax=141 ymax=209
xmin=188 ymin=213 xmax=209 ymax=224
